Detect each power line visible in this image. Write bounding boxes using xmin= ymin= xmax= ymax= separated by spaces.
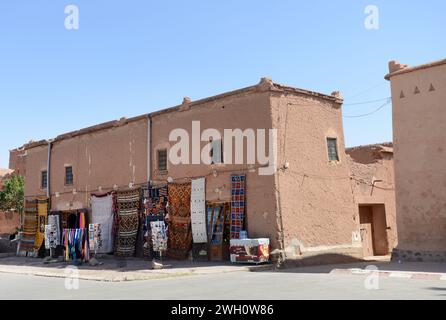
xmin=344 ymin=82 xmax=388 ymax=100
xmin=343 ymin=99 xmax=391 ymax=118
xmin=344 ymin=97 xmax=391 ymax=106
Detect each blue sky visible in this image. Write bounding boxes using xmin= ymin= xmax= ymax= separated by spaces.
xmin=0 ymin=1 xmax=445 ymax=168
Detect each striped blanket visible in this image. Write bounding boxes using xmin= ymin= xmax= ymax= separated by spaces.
xmin=18 ymin=199 xmax=38 ymax=256
xmin=34 ymin=198 xmax=49 ymax=251
xmin=115 ymin=189 xmax=141 ymax=257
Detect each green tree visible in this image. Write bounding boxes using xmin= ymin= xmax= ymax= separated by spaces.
xmin=0 ymin=175 xmax=24 ymax=213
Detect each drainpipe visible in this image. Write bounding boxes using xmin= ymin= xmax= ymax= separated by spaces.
xmin=147 ymin=115 xmax=153 ymax=184
xmin=47 ymin=140 xmax=52 ymax=203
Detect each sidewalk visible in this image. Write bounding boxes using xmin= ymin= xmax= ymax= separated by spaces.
xmin=0 ymin=255 xmax=273 ymax=282
xmin=329 ymin=261 xmax=446 ymax=281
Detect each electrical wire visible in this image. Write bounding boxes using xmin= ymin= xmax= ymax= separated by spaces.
xmin=343 ymin=97 xmax=391 ymax=106
xmin=343 ymin=99 xmax=391 ymax=118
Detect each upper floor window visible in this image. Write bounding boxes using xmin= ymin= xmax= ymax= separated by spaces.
xmin=41 ymin=170 xmax=48 ymax=189
xmin=327 ymin=138 xmax=339 ymax=162
xmin=211 ymin=139 xmax=223 ymax=164
xmin=65 ymin=166 xmax=74 ymax=186
xmin=157 ymin=149 xmax=168 ymax=172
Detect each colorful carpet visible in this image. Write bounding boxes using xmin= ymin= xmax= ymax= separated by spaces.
xmin=34 ymin=198 xmax=49 ymax=251
xmin=115 ymin=189 xmax=140 ymax=257
xmin=168 ymin=183 xmax=192 ymax=259
xmin=141 ymin=184 xmax=168 ymax=258
xmin=231 ymin=174 xmax=246 ymax=239
xmin=18 ymin=199 xmax=38 ymax=256
xmin=91 ymin=193 xmax=114 ymax=254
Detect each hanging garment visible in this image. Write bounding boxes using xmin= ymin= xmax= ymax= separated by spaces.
xmin=191 ymin=178 xmax=207 ymax=244
xmin=115 ymin=189 xmax=141 ymax=257
xmin=48 ymin=214 xmax=61 ymax=246
xmin=91 ymin=193 xmax=114 ymax=254
xmin=167 ymin=183 xmax=192 ymax=260
xmin=231 ymin=175 xmax=246 ymax=239
xmin=34 ymin=198 xmax=49 ymax=251
xmin=45 ymin=214 xmax=60 ymax=249
xmin=62 ymin=228 xmax=90 ymax=262
xmin=18 ymin=199 xmax=38 ymax=256
xmin=151 ymin=221 xmax=168 ymax=253
xmin=88 ymin=223 xmax=102 ymax=252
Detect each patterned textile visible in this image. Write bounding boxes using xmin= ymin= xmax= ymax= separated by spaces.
xmin=88 ymin=224 xmax=102 ymax=252
xmin=18 ymin=199 xmax=38 ymax=256
xmin=45 ymin=214 xmax=60 ymax=249
xmin=34 ymin=198 xmax=49 ymax=251
xmin=143 ymin=184 xmax=168 ymax=216
xmin=191 ymin=178 xmax=207 ymax=244
xmin=167 ymin=183 xmax=192 ymax=259
xmin=231 ymin=175 xmax=246 ymax=239
xmin=207 ymin=203 xmax=230 ymax=245
xmin=141 ymin=184 xmax=168 ymax=258
xmin=115 ymin=189 xmax=140 ymax=257
xmin=151 ymin=221 xmax=168 ymax=253
xmin=91 ymin=193 xmax=114 ymax=254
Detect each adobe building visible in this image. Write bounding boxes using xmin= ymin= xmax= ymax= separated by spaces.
xmin=347 ymin=143 xmax=397 ymax=258
xmin=386 ymin=58 xmax=446 ymax=262
xmin=11 ymin=78 xmax=396 ymax=263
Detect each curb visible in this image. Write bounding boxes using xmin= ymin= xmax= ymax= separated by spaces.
xmin=331 ymin=268 xmax=446 ymax=281
xmin=0 ymin=262 xmax=274 ymax=282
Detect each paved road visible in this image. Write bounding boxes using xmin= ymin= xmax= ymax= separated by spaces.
xmin=0 ymin=269 xmax=445 ymax=300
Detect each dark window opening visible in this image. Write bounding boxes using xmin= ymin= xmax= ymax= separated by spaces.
xmin=41 ymin=171 xmax=48 ymax=189
xmin=157 ymin=149 xmax=168 ymax=172
xmin=65 ymin=166 xmax=74 ymax=186
xmin=211 ymin=139 xmax=223 ymax=164
xmin=327 ymin=138 xmax=339 ymax=162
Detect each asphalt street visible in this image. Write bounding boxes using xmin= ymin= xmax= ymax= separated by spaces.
xmin=0 ymin=269 xmax=445 ymax=300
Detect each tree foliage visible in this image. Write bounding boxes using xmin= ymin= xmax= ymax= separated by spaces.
xmin=0 ymin=175 xmax=24 ymax=213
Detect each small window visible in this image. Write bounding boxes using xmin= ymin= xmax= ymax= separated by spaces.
xmin=65 ymin=166 xmax=74 ymax=185
xmin=327 ymin=138 xmax=339 ymax=162
xmin=41 ymin=171 xmax=48 ymax=189
xmin=211 ymin=139 xmax=223 ymax=164
xmin=157 ymin=149 xmax=168 ymax=172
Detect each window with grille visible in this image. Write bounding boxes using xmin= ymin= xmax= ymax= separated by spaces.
xmin=41 ymin=171 xmax=48 ymax=189
xmin=327 ymin=138 xmax=339 ymax=162
xmin=157 ymin=149 xmax=168 ymax=172
xmin=65 ymin=166 xmax=74 ymax=185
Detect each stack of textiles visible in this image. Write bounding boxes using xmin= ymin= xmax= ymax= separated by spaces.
xmin=115 ymin=188 xmax=141 ymax=257
xmin=167 ymin=183 xmax=192 ymax=260
xmin=230 ymin=175 xmax=246 ymax=239
xmin=18 ymin=199 xmax=38 ymax=256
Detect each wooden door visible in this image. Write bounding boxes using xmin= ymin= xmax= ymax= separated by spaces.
xmin=359 ymin=206 xmax=375 ymax=257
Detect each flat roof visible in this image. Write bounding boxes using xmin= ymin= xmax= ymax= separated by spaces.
xmin=385 ymin=58 xmax=446 ymax=80
xmin=13 ymin=78 xmax=343 ymax=151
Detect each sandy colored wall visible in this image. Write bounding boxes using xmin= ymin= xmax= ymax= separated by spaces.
xmin=24 ymin=144 xmax=49 ymax=199
xmin=347 ymin=146 xmax=397 ymax=254
xmin=390 ymin=63 xmax=446 ymax=252
xmin=23 ymin=119 xmax=148 ymax=211
xmin=49 ymin=119 xmax=148 ymax=211
xmin=271 ymin=93 xmax=361 ymax=258
xmin=0 ymin=211 xmax=20 ymax=235
xmin=150 ymin=89 xmax=280 ymax=249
